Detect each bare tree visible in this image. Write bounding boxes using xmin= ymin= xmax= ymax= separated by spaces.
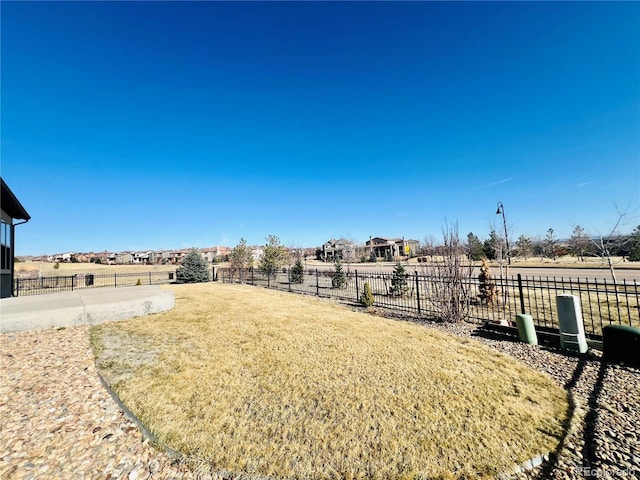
xmin=422 ymin=222 xmax=474 ymax=323
xmin=590 ymin=205 xmax=634 ymax=286
xmin=421 ymin=235 xmax=437 ymax=261
xmin=341 ymin=241 xmax=356 ymax=274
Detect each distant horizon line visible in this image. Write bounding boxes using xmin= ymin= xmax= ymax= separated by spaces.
xmin=16 ymin=230 xmax=639 ymax=260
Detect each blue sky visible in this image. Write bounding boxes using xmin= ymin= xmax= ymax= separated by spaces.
xmin=2 ymin=1 xmax=639 ymax=255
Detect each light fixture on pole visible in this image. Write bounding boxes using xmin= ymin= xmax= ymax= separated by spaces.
xmin=496 ymin=201 xmax=511 ymax=266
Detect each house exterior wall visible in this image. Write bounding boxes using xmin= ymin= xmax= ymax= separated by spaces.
xmin=0 ymin=179 xmax=30 ymax=298
xmin=0 ymin=211 xmax=13 ymax=298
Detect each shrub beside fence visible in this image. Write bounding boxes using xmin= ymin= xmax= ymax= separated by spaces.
xmin=219 ymin=267 xmax=639 ymax=339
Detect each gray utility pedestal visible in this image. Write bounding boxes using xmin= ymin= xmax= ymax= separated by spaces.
xmin=556 ymin=294 xmax=588 ymax=354
xmin=515 ymin=314 xmax=538 ymax=345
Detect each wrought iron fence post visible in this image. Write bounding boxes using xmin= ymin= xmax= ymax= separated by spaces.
xmin=149 ymin=271 xmax=152 ymax=285
xmin=623 ymin=279 xmax=631 ymax=326
xmin=251 ymin=267 xmax=255 ymax=285
xmin=415 ymin=271 xmax=421 ymax=315
xmin=71 ymin=275 xmax=75 ymax=292
xmin=15 ymin=278 xmax=19 ymax=297
xmin=517 ymin=274 xmax=525 ymax=314
xmin=316 ymin=269 xmax=319 ymax=296
xmin=114 ymin=273 xmax=117 ymax=288
xmin=355 ymin=270 xmax=359 ymax=303
xmin=288 ymin=268 xmax=291 ymax=292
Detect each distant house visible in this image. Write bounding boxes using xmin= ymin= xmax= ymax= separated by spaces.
xmin=116 ymin=252 xmax=133 ymax=264
xmin=162 ymin=250 xmax=188 ymax=265
xmin=250 ymin=246 xmax=264 ymax=262
xmin=75 ymin=254 xmax=89 ymax=263
xmin=201 ymin=246 xmax=231 ymax=263
xmin=49 ymin=252 xmax=74 ymax=263
xmin=1 ymin=178 xmax=31 ymax=298
xmin=201 ymin=247 xmax=216 ymax=263
xmin=321 ymin=238 xmax=355 ymax=262
xmin=132 ymin=251 xmax=155 ymax=264
xmin=91 ymin=251 xmax=111 ymax=264
xmin=159 ymin=251 xmax=174 ymax=264
xmin=366 ymin=236 xmax=419 ymax=260
xmin=63 ymin=253 xmax=75 ymax=262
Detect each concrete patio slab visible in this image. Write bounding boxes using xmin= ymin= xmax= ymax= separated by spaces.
xmin=0 ymin=286 xmax=175 ymax=333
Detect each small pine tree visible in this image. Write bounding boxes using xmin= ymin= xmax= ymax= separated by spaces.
xmin=229 ymin=238 xmax=254 ymax=282
xmin=331 ymin=259 xmax=347 ymax=288
xmin=176 ymin=249 xmax=211 ymax=283
xmin=467 ymin=232 xmax=485 ymax=261
xmin=478 ymin=258 xmax=498 ymax=305
xmin=629 ymin=225 xmax=640 ymax=262
xmin=135 ymin=278 xmax=142 ymax=286
xmin=360 ymin=282 xmax=374 ymax=307
xmin=53 ymin=262 xmax=60 ymax=270
xmin=290 ymin=258 xmax=305 ymax=284
xmin=258 ymin=235 xmax=287 ymax=279
xmin=389 ymin=262 xmax=409 ymax=297
xmin=369 ymin=250 xmax=377 ymax=263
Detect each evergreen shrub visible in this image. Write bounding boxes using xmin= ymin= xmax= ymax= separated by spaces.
xmin=176 ymin=249 xmax=211 ymax=283
xmin=360 ymin=282 xmax=374 ymax=307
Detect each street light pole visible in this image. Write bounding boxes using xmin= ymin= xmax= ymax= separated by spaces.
xmin=496 ymin=201 xmax=511 ymax=266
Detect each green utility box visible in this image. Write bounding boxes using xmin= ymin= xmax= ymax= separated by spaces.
xmin=515 ymin=314 xmax=538 ymax=345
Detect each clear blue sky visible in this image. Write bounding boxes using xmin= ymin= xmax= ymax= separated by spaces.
xmin=2 ymin=1 xmax=639 ymax=255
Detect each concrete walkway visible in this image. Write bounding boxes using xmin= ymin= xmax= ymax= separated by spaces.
xmin=0 ymin=286 xmax=175 ymax=333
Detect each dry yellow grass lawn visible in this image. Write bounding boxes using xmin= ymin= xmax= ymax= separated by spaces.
xmin=92 ymin=283 xmax=570 ymax=479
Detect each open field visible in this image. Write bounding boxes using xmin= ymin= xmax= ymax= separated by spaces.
xmin=92 ymin=283 xmax=570 ymax=479
xmin=15 ymin=261 xmax=178 ymax=278
xmin=15 ymin=258 xmax=639 ymax=282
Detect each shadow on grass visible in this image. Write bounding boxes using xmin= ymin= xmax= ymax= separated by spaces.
xmin=529 ymin=355 xmax=607 ymax=479
xmin=469 ymin=325 xmax=612 ymax=478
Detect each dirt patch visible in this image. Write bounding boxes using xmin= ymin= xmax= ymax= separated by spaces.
xmin=92 ymin=326 xmax=163 ymax=387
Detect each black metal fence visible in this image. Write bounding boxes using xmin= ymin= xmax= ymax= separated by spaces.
xmin=13 ymin=266 xmax=639 ymax=339
xmin=219 ymin=267 xmax=640 ymax=339
xmin=13 ymin=271 xmax=178 ymax=297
